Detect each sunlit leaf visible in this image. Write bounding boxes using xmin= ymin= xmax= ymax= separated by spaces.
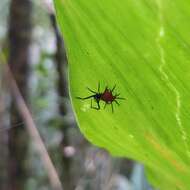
xmin=54 ymin=0 xmax=190 ymax=189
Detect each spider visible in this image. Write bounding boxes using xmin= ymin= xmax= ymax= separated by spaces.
xmin=76 ymin=83 xmax=125 ymax=112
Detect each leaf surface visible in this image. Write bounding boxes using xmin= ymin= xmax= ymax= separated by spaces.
xmin=54 ymin=0 xmax=190 ymax=188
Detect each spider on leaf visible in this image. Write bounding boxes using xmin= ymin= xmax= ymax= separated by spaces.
xmin=76 ymin=83 xmax=125 ymax=112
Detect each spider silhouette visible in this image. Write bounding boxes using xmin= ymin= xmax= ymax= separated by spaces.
xmin=76 ymin=83 xmax=125 ymax=112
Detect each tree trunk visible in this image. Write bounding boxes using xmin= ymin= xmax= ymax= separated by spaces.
xmin=7 ymin=0 xmax=32 ymax=190
xmin=0 ymin=81 xmax=9 ymax=190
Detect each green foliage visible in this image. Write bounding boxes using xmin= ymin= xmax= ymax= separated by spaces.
xmin=54 ymin=0 xmax=190 ymax=189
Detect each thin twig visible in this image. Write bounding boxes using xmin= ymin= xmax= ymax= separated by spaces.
xmin=4 ymin=64 xmax=63 ymax=190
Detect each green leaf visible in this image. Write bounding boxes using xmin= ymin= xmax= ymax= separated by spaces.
xmin=54 ymin=0 xmax=190 ymax=189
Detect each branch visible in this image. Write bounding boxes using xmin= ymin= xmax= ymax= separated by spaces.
xmin=3 ymin=63 xmax=63 ymax=190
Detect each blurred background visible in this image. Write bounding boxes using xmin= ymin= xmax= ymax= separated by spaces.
xmin=0 ymin=0 xmax=153 ymax=190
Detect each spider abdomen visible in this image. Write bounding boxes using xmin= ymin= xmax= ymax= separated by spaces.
xmin=100 ymin=90 xmax=116 ymax=103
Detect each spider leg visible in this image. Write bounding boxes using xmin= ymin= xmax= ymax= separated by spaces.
xmin=105 ymin=85 xmax=108 ymax=91
xmin=114 ymin=100 xmax=120 ymax=106
xmin=116 ymin=97 xmax=126 ymax=100
xmin=116 ymin=93 xmax=126 ymax=100
xmin=76 ymin=95 xmax=95 ymax=100
xmin=91 ymin=99 xmax=100 ymax=110
xmin=111 ymin=103 xmax=114 ymax=113
xmin=111 ymin=84 xmax=116 ymax=92
xmin=97 ymin=100 xmax=100 ymax=110
xmin=86 ymin=87 xmax=97 ymax=94
xmin=98 ymin=82 xmax=100 ymax=93
xmin=104 ymin=102 xmax=107 ymax=109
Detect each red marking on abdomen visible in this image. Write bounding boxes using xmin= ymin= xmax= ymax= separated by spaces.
xmin=101 ymin=91 xmax=116 ymax=103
